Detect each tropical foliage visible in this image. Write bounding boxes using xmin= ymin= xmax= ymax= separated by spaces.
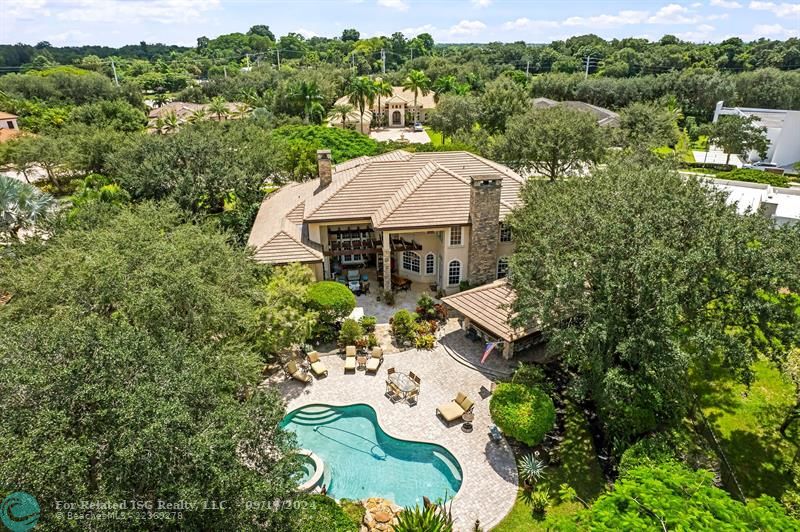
xmin=490 ymin=383 xmax=556 ymax=447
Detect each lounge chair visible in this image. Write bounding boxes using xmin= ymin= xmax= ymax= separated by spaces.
xmin=436 ymin=392 xmax=474 ymax=424
xmin=366 ymin=347 xmax=383 ymax=373
xmin=344 ymin=345 xmax=357 ymax=372
xmin=285 ymin=360 xmax=312 ymax=384
xmin=306 ymin=351 xmax=328 ymax=377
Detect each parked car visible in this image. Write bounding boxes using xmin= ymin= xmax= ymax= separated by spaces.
xmin=413 ymin=122 xmax=424 ymax=132
xmin=744 ymin=161 xmax=778 ymax=171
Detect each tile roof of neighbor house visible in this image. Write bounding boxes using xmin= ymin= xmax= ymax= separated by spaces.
xmin=247 ymin=150 xmax=525 ymax=265
xmin=0 ymin=111 xmax=19 ymax=120
xmin=442 ymin=279 xmax=539 ymax=342
xmin=532 ymin=97 xmax=620 ymax=127
xmin=335 ymin=86 xmax=437 ymax=109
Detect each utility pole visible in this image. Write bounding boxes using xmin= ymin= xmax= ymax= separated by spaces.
xmin=111 ymin=59 xmax=119 ymax=86
xmin=525 ymin=59 xmax=530 ymax=78
xmin=381 ymin=48 xmax=386 ymax=74
xmin=223 ymin=65 xmax=227 ymax=78
xmin=276 ymin=48 xmax=281 ymax=70
xmin=584 ymin=54 xmax=592 ymax=79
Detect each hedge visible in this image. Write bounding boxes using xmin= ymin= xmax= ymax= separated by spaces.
xmin=293 ymin=495 xmax=359 ymax=532
xmin=490 ymin=383 xmax=555 ymax=447
xmin=306 ymin=281 xmax=356 ymax=325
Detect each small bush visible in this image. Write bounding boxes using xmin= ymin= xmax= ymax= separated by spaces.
xmin=618 ymin=433 xmax=679 ymax=476
xmin=415 ymin=334 xmax=435 ymax=350
xmin=518 ymin=453 xmax=547 ymax=485
xmin=416 ymin=293 xmax=437 ymax=320
xmin=307 ymin=281 xmax=356 ymax=326
xmin=392 ymin=309 xmax=418 ymax=345
xmin=338 ymin=318 xmax=364 ymax=347
xmin=366 ymin=332 xmax=379 ymax=348
xmin=529 ymin=488 xmax=550 ymax=516
xmin=382 ymin=290 xmax=395 ymax=306
xmin=359 ymin=315 xmax=377 ymax=332
xmin=339 ymin=499 xmax=366 ymax=527
xmin=512 ymin=364 xmax=553 ymax=394
xmin=293 ymin=494 xmax=359 ymax=532
xmin=416 ymin=320 xmax=436 ymax=335
xmin=490 ymin=383 xmax=555 ymax=447
xmin=395 ymin=503 xmax=453 ymax=532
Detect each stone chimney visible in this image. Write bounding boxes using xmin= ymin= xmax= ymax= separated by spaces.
xmin=468 ymin=176 xmax=502 ymax=286
xmin=317 ymin=149 xmax=332 ymax=189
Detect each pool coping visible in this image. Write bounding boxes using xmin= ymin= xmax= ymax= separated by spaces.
xmin=296 ymin=449 xmax=325 ymax=492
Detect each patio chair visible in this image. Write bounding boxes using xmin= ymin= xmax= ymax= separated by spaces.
xmin=408 ymin=371 xmax=417 ymax=382
xmin=436 ymin=392 xmax=474 ymax=424
xmin=306 ymin=351 xmax=328 ymax=377
xmin=344 ymin=345 xmax=357 ymax=372
xmin=365 ymin=347 xmax=383 ymax=373
xmin=285 ymin=360 xmax=312 ymax=384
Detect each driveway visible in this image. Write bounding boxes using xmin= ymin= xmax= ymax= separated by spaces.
xmin=370 ymin=128 xmax=431 ymax=144
xmin=272 ymin=347 xmax=518 ymax=531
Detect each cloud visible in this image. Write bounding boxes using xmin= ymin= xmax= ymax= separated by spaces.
xmin=295 ymin=28 xmax=318 ymax=39
xmin=647 ymin=3 xmax=698 ymax=24
xmin=563 ymin=10 xmax=649 ymax=28
xmin=710 ymin=0 xmax=743 ymax=7
xmin=749 ymin=1 xmax=800 ymax=16
xmin=751 ymin=23 xmax=800 ymax=37
xmin=471 ymin=0 xmax=492 ymax=6
xmin=502 ymin=18 xmax=560 ymax=31
xmin=377 ymin=0 xmax=409 ymax=11
xmin=6 ymin=0 xmax=49 ymax=20
xmin=54 ymin=0 xmax=220 ymax=24
xmin=448 ymin=19 xmax=487 ymax=36
xmin=401 ymin=24 xmax=437 ymax=37
xmin=675 ymin=23 xmax=717 ymax=41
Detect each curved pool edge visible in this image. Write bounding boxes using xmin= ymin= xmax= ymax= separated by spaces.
xmin=296 ymin=449 xmax=324 ymax=492
xmin=281 ymin=402 xmax=464 ymax=498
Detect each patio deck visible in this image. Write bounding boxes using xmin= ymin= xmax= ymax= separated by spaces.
xmin=271 ymin=347 xmax=519 ymax=531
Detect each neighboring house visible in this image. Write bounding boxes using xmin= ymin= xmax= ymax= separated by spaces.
xmin=710 ymin=177 xmax=800 ymax=226
xmin=0 ymin=111 xmax=21 ymax=143
xmin=247 ymin=149 xmax=523 ymax=293
xmin=147 ymin=101 xmax=245 ymax=130
xmin=331 ymin=86 xmax=437 ymax=133
xmin=532 ymin=97 xmax=619 ymax=127
xmin=713 ymin=101 xmax=800 ymax=168
xmin=328 ymin=107 xmax=373 ymax=135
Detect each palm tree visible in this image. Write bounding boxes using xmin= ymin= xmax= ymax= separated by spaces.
xmin=160 ymin=111 xmax=180 ymax=134
xmin=153 ymin=92 xmax=170 ymax=108
xmin=207 ymin=96 xmax=229 ymax=121
xmin=432 ymin=75 xmax=457 ymax=103
xmin=373 ymin=78 xmax=393 ymax=129
xmin=0 ymin=174 xmax=56 ymax=242
xmin=232 ymin=102 xmax=252 ymax=120
xmin=346 ymin=76 xmax=376 ymax=134
xmin=289 ymin=80 xmax=324 ymax=124
xmin=402 ymin=69 xmax=431 ymax=123
xmin=329 ymin=103 xmax=355 ymax=129
xmin=186 ymin=108 xmax=208 ymax=124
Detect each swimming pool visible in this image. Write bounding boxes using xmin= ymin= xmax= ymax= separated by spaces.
xmin=280 ymin=403 xmax=463 ymax=507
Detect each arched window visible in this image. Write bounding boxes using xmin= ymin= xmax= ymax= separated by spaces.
xmin=425 ymin=253 xmax=435 ymax=275
xmin=448 ymin=260 xmax=461 ymax=286
xmin=402 ymin=251 xmax=420 ymax=273
xmin=497 ymin=257 xmax=509 ymax=279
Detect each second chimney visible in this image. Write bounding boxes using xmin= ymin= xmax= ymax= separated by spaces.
xmin=317 ymin=149 xmax=332 ymax=189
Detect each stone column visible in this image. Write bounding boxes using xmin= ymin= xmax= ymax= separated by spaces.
xmin=382 ymin=231 xmax=392 ymax=293
xmin=467 ymin=177 xmax=502 ymax=285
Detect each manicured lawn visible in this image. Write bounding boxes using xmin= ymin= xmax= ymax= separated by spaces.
xmin=424 ymin=127 xmax=444 ymax=147
xmin=693 ymin=359 xmax=797 ymax=500
xmin=494 ymin=403 xmax=606 ymax=531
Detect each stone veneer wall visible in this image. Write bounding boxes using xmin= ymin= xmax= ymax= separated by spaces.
xmin=467 ymin=177 xmax=501 ymax=285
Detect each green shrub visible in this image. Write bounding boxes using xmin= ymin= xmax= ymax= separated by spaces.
xmin=618 ymin=433 xmax=679 ymax=476
xmin=395 ymin=503 xmax=453 ymax=532
xmin=307 ymin=281 xmax=356 ymax=326
xmin=518 ymin=453 xmax=547 ymax=485
xmin=459 ymin=280 xmax=471 ymax=292
xmin=415 ymin=334 xmax=435 ymax=350
xmin=391 ymin=309 xmax=418 ymax=345
xmin=366 ymin=332 xmax=379 ymax=348
xmin=716 ymin=167 xmax=789 ymax=188
xmin=359 ymin=315 xmax=377 ymax=332
xmin=416 ymin=293 xmax=437 ymax=320
xmin=292 ymin=495 xmax=359 ymax=532
xmin=339 ymin=499 xmax=366 ymax=527
xmin=490 ymin=383 xmax=555 ymax=447
xmin=512 ymin=364 xmax=552 ymax=394
xmin=529 ymin=488 xmax=550 ymax=516
xmin=382 ymin=289 xmax=395 ymax=306
xmin=338 ymin=318 xmax=364 ymax=347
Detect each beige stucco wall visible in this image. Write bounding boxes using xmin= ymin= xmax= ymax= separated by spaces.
xmin=441 ymin=225 xmax=471 ymax=293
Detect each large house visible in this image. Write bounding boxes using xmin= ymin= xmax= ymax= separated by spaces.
xmin=330 ymin=86 xmax=437 ymax=133
xmin=247 ymin=149 xmax=522 ymax=293
xmin=532 ymin=97 xmax=619 ymax=127
xmin=713 ymin=101 xmax=800 ymax=168
xmin=0 ymin=111 xmax=21 ymax=143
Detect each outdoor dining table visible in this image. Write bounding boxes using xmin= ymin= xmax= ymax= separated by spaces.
xmin=387 ymin=372 xmax=418 ymax=401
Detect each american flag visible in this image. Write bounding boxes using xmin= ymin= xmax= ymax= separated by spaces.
xmin=481 ymin=342 xmax=497 ymax=364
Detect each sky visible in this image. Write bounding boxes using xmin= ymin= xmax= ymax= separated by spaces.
xmin=2 ymin=0 xmax=799 ymax=47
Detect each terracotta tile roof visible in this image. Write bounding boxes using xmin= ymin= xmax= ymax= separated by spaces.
xmin=253 ymin=219 xmax=323 ymax=264
xmin=0 ymin=111 xmax=18 ymax=120
xmin=442 ymin=279 xmax=539 ymax=342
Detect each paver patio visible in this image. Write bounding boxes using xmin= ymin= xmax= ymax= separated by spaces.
xmin=273 ymin=347 xmax=519 ymax=531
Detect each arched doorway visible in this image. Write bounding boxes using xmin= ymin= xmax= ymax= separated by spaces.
xmin=392 ymin=110 xmax=401 ymax=126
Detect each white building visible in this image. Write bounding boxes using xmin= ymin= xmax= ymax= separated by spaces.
xmin=709 ymin=177 xmax=800 ymax=226
xmin=713 ymin=101 xmax=800 ymax=168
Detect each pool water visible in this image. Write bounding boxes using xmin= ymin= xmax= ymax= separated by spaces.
xmin=298 ymin=455 xmax=316 ymax=485
xmin=280 ymin=404 xmax=462 ymax=506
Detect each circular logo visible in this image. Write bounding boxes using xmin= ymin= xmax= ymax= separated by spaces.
xmin=1 ymin=492 xmax=40 ymax=532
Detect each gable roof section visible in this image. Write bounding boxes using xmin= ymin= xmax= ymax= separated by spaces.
xmin=253 ymin=219 xmax=323 ymax=264
xmin=442 ymin=279 xmax=539 ymax=342
xmin=372 ymin=162 xmax=472 ymax=229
